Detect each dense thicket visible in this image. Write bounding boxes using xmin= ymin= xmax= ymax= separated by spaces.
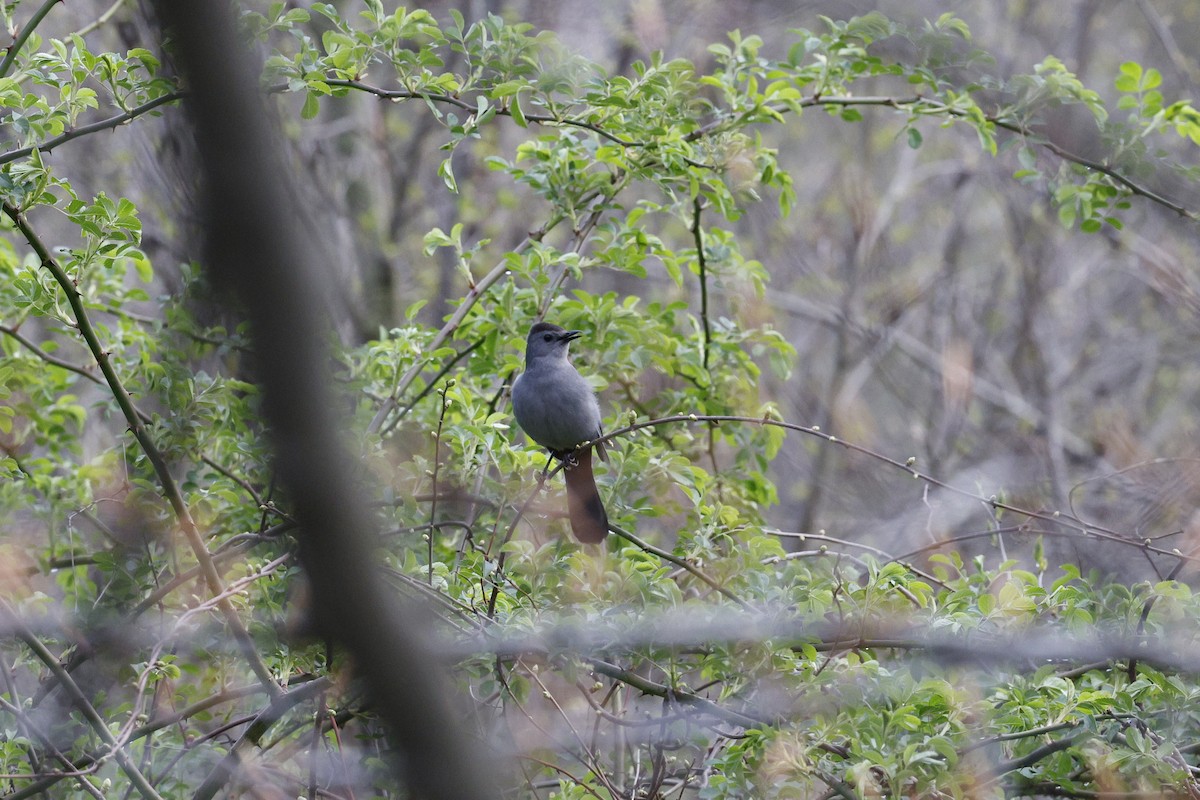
xmin=2 ymin=2 xmax=1200 ymax=797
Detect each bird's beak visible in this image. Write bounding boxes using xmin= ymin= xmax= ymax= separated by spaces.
xmin=563 ymin=330 xmax=583 ymax=341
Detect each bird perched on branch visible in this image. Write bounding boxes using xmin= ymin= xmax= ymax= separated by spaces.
xmin=511 ymin=322 xmax=609 ymax=543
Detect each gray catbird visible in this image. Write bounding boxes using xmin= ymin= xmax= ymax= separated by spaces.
xmin=511 ymin=322 xmax=609 ymax=543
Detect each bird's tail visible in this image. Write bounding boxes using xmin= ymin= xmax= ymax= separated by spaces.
xmin=564 ymin=448 xmax=609 ymax=543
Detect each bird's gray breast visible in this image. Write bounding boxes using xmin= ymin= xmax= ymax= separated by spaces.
xmin=512 ymin=362 xmax=601 ymax=452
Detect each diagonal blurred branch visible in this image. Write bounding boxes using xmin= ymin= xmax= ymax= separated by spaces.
xmin=1134 ymin=0 xmax=1200 ymax=86
xmin=149 ymin=3 xmax=498 ymax=799
xmin=443 ymin=606 xmax=1200 ymax=677
xmin=192 ymin=678 xmax=331 ymax=800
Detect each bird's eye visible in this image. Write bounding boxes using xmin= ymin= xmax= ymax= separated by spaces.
xmin=543 ymin=333 xmax=553 ymax=342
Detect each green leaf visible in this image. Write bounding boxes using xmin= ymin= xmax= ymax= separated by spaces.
xmin=301 ymin=91 xmax=320 ymax=120
xmin=509 ymin=90 xmax=528 ymax=128
xmin=1115 ymin=61 xmax=1142 ymax=92
xmin=405 ymin=299 xmax=428 ymax=320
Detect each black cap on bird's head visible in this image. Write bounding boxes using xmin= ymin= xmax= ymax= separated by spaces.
xmin=527 ymin=321 xmax=582 ymax=341
xmin=524 ymin=322 xmax=583 ymax=362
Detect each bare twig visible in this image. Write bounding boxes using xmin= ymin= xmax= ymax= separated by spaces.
xmin=73 ymin=0 xmax=129 ymax=38
xmin=594 ymin=413 xmax=1196 ymax=565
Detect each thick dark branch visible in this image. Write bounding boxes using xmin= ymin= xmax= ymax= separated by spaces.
xmin=690 ymin=197 xmax=712 ymax=373
xmin=996 ymin=733 xmax=1086 ymax=773
xmin=150 ymin=3 xmax=499 ymax=798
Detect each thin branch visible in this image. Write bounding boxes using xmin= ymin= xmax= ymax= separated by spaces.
xmin=609 ymin=522 xmax=751 ymax=610
xmin=0 ymin=0 xmax=59 ymax=79
xmin=129 ymin=522 xmax=294 ymax=619
xmin=0 ymin=682 xmax=275 ymax=800
xmin=429 ymin=385 xmax=450 ymax=585
xmin=2 ymin=202 xmax=281 ymax=698
xmin=589 ymin=658 xmax=768 ymax=729
xmin=134 ymin=684 xmax=269 ymax=740
xmin=814 ymin=769 xmax=862 ymax=800
xmin=191 ymin=679 xmax=331 ymax=800
xmin=1035 ymin=136 xmax=1194 ymax=220
xmin=765 ymin=287 xmax=1094 ymax=459
xmin=96 ymin=301 xmax=252 ymax=352
xmin=0 ymin=600 xmax=165 ymax=800
xmin=0 ymin=696 xmax=106 ymax=799
xmin=525 ymin=666 xmax=622 ymax=798
xmin=690 ymin=196 xmax=712 ymax=374
xmin=485 ymin=465 xmax=555 ymax=616
xmin=323 ymin=79 xmax=646 ymax=148
xmin=393 ymin=337 xmax=484 ymax=421
xmin=73 ymin=0 xmax=129 ymax=38
xmin=0 ymin=92 xmax=184 ymax=166
xmin=200 ymin=454 xmax=266 ymax=509
xmin=594 ymin=413 xmax=1197 ymax=565
xmin=0 ymin=323 xmax=103 ymax=384
xmin=766 ymin=530 xmax=946 ymax=588
xmin=804 ymin=95 xmax=1198 ymax=222
xmin=368 ymin=226 xmax=558 ymax=435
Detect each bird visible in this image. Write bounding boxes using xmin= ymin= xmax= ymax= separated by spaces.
xmin=511 ymin=322 xmax=609 ymax=543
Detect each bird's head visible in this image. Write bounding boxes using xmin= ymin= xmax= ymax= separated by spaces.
xmin=525 ymin=322 xmax=583 ymax=362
